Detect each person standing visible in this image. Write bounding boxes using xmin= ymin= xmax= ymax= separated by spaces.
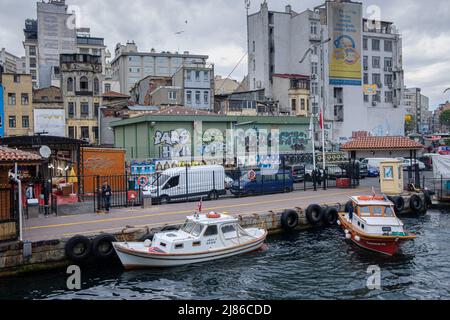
xmin=101 ymin=181 xmax=112 ymax=213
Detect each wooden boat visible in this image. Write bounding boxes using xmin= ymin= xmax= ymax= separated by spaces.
xmin=113 ymin=212 xmax=268 ymax=269
xmin=338 ymin=195 xmax=416 ymax=256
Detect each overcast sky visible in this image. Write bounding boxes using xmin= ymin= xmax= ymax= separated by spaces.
xmin=1 ymin=0 xmax=450 ymax=109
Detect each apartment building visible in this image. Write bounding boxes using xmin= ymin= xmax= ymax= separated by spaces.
xmin=0 ymin=48 xmax=26 ymax=74
xmin=404 ymin=87 xmax=431 ymax=133
xmin=0 ymin=74 xmax=34 ymax=137
xmin=111 ymin=41 xmax=209 ymax=94
xmin=247 ymin=1 xmax=406 ymax=146
xmin=60 ymin=53 xmax=103 ymax=143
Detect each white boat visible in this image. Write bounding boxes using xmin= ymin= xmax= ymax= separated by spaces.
xmin=113 ymin=212 xmax=268 ymax=269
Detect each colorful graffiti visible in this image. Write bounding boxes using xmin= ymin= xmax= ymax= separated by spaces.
xmin=202 ymin=128 xmax=224 ymax=158
xmin=154 ymin=128 xmax=191 ymax=158
xmin=279 ymin=131 xmax=308 ymax=152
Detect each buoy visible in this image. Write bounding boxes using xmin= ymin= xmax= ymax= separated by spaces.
xmin=345 ymin=234 xmax=352 ymax=239
xmin=144 ymin=239 xmax=152 ymax=247
xmin=354 ymin=235 xmax=361 ymax=242
xmin=344 ymin=229 xmax=349 ymax=234
xmin=337 ymin=220 xmax=341 ymax=226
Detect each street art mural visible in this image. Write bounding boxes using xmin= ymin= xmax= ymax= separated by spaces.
xmin=279 ymin=131 xmax=308 ymax=152
xmin=202 ymin=128 xmax=224 ymax=159
xmin=154 ymin=128 xmax=191 ymax=158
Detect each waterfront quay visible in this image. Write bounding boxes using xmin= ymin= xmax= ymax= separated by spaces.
xmin=1 ymin=185 xmax=374 ymax=278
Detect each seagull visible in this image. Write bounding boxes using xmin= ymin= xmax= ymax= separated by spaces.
xmin=175 ymin=31 xmax=185 ymax=35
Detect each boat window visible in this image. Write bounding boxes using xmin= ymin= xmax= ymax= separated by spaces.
xmin=191 ymin=224 xmax=203 ymax=237
xmin=160 ymin=242 xmax=167 ymax=247
xmin=181 ymin=221 xmax=195 ymax=233
xmin=359 ymin=206 xmax=371 ymax=217
xmin=384 ymin=206 xmax=395 ymax=217
xmin=203 ymin=225 xmax=218 ymax=237
xmin=175 ymin=243 xmax=184 ymax=249
xmin=221 ymin=224 xmax=236 ymax=234
xmin=372 ymin=206 xmax=383 ymax=217
xmin=192 ymin=241 xmax=201 ymax=247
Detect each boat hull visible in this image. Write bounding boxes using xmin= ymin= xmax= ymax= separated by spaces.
xmin=113 ymin=236 xmax=266 ymax=269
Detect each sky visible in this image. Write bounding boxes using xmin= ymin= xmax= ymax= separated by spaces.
xmin=1 ymin=0 xmax=450 ymax=110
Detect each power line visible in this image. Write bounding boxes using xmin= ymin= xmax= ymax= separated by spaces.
xmin=216 ymin=51 xmax=248 ymax=93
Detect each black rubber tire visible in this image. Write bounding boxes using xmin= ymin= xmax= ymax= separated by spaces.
xmin=139 ymin=232 xmax=155 ymax=242
xmin=423 ymin=190 xmax=432 ymax=208
xmin=306 ymin=204 xmax=323 ymax=226
xmin=344 ymin=200 xmax=353 ymax=213
xmin=392 ymin=196 xmax=405 ymax=214
xmin=323 ymin=207 xmax=339 ymax=226
xmin=92 ymin=234 xmax=117 ymax=260
xmin=65 ymin=235 xmax=92 ymax=262
xmin=281 ymin=209 xmax=299 ymax=231
xmin=410 ymin=195 xmax=423 ymax=214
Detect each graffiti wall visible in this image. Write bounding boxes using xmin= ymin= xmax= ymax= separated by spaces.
xmin=154 ymin=128 xmax=191 ymax=158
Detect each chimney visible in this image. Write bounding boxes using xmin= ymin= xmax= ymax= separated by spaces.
xmin=285 ymin=5 xmax=292 ymax=13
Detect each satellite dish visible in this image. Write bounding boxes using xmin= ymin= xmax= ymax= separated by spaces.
xmin=39 ymin=146 xmax=51 ymax=159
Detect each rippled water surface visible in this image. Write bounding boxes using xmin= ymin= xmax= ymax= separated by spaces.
xmin=1 ymin=210 xmax=450 ymax=300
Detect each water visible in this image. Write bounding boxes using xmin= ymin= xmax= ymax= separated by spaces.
xmin=1 ymin=210 xmax=450 ymax=300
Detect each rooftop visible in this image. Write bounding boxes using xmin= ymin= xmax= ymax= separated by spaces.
xmin=272 ymin=73 xmax=310 ymax=80
xmin=103 ymin=91 xmax=130 ymax=99
xmin=0 ymin=146 xmax=42 ymax=164
xmin=341 ymin=136 xmax=424 ymax=151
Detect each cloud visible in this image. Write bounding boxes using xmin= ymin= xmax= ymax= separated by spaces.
xmin=1 ymin=0 xmax=449 ymax=109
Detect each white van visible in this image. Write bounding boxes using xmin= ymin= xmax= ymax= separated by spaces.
xmin=145 ymin=165 xmax=226 ymax=204
xmin=361 ymin=158 xmax=393 ymax=169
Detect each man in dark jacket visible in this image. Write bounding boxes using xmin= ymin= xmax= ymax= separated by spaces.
xmin=101 ymin=181 xmax=112 ymax=213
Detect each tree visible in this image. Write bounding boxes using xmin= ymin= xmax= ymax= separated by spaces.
xmin=440 ymin=110 xmax=450 ymax=129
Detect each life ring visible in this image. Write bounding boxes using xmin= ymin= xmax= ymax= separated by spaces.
xmin=248 ymin=170 xmax=256 ymax=181
xmin=207 ymin=212 xmax=221 ymax=219
xmin=358 ymin=195 xmax=385 ymax=201
xmin=137 ymin=176 xmax=149 ymax=187
xmin=323 ymin=207 xmax=339 ymax=226
xmin=65 ymin=235 xmax=92 ymax=262
xmin=409 ymin=195 xmax=423 ymax=214
xmin=92 ymin=234 xmax=117 ymax=260
xmin=306 ymin=204 xmax=323 ymax=226
xmin=281 ymin=209 xmax=299 ymax=231
xmin=391 ymin=196 xmax=405 ymax=214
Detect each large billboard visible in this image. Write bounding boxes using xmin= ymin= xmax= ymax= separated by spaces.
xmin=34 ymin=109 xmax=66 ymax=137
xmin=328 ymin=1 xmax=363 ymax=86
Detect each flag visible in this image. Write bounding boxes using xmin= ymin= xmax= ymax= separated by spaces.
xmin=319 ymin=110 xmax=324 ymax=130
xmin=197 ymin=197 xmax=203 ymax=212
xmin=308 ymin=116 xmax=314 ymax=139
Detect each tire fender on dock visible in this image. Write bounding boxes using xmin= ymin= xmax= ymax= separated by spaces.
xmin=410 ymin=195 xmax=424 ymax=214
xmin=323 ymin=207 xmax=339 ymax=226
xmin=92 ymin=234 xmax=117 ymax=260
xmin=391 ymin=196 xmax=405 ymax=214
xmin=306 ymin=204 xmax=323 ymax=226
xmin=65 ymin=235 xmax=92 ymax=262
xmin=281 ymin=209 xmax=300 ymax=231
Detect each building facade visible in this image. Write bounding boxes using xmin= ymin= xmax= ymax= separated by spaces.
xmin=0 ymin=48 xmax=26 ymax=74
xmin=111 ymin=41 xmax=209 ymax=94
xmin=60 ymin=53 xmax=103 ymax=143
xmin=1 ymin=74 xmax=34 ymax=137
xmin=33 ymin=86 xmax=65 ymax=136
xmin=404 ymin=87 xmax=431 ymax=134
xmin=23 ymin=19 xmax=39 ymax=88
xmin=172 ymin=64 xmax=215 ymax=110
xmin=0 ymin=81 xmax=4 ymax=137
xmin=247 ymin=1 xmax=405 ymax=146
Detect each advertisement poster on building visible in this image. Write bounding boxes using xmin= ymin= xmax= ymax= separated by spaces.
xmin=34 ymin=109 xmax=66 ymax=136
xmin=328 ymin=1 xmax=363 ymax=86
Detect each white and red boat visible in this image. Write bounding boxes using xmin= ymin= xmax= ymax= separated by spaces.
xmin=338 ymin=195 xmax=416 ymax=256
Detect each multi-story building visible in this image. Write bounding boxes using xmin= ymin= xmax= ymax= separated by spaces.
xmin=0 ymin=48 xmax=26 ymax=74
xmin=0 ymin=73 xmax=4 ymax=137
xmin=111 ymin=41 xmax=209 ymax=94
xmin=129 ymin=75 xmax=172 ymax=105
xmin=23 ymin=19 xmax=39 ymax=88
xmin=60 ymin=53 xmax=103 ymax=143
xmin=247 ymin=1 xmax=406 ymax=146
xmin=172 ymin=64 xmax=214 ymax=110
xmin=0 ymin=73 xmax=34 ymax=137
xmin=403 ymin=87 xmax=430 ymax=134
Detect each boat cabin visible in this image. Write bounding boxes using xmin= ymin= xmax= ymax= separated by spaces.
xmin=347 ymin=196 xmax=406 ymax=236
xmin=150 ymin=213 xmax=252 ymax=253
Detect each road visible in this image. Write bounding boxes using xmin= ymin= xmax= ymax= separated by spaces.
xmin=23 ymin=185 xmax=375 ymax=242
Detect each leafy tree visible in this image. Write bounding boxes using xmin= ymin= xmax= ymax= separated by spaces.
xmin=440 ymin=110 xmax=450 ymax=128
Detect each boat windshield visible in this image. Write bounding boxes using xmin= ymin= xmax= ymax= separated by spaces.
xmin=180 ymin=221 xmax=204 ymax=237
xmin=359 ymin=206 xmax=371 ymax=217
xmin=191 ymin=224 xmax=204 ymax=237
xmin=384 ymin=206 xmax=395 ymax=217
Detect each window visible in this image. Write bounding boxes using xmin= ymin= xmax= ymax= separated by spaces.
xmin=186 ymin=70 xmax=191 ymax=81
xmin=68 ymin=126 xmax=75 ymax=138
xmin=163 ymin=176 xmax=180 ymax=189
xmin=385 ymin=91 xmax=393 ymax=103
xmin=81 ymin=126 xmax=89 ymax=139
xmin=204 ymin=91 xmax=209 ymax=104
xmin=80 ymin=76 xmax=89 ymax=91
xmin=291 ymin=99 xmax=297 ymax=111
xmin=384 ymin=57 xmax=393 ymax=69
xmin=311 ymin=62 xmax=318 ymax=75
xmin=68 ymin=102 xmax=75 ymax=118
xmin=385 ymin=74 xmax=393 ymax=87
xmin=67 ymin=77 xmax=74 ymax=92
xmin=92 ymin=49 xmax=99 ymax=56
xmin=310 ymin=21 xmax=318 ymax=35
xmin=363 ymin=73 xmax=369 ymax=85
xmin=301 ymin=99 xmax=306 ymax=111
xmin=204 ymin=71 xmax=209 ymax=81
xmin=252 ymin=41 xmax=256 ymax=52
xmin=359 ymin=206 xmax=371 ymax=217
xmin=186 ymin=91 xmax=192 ymax=104
xmin=94 ymin=103 xmax=100 ymax=118
xmin=372 ymin=207 xmax=383 ymax=217
xmin=81 ymin=103 xmax=89 ymax=118
xmin=104 ymin=83 xmax=111 ymax=92
xmin=372 ymin=73 xmax=381 ymax=86
xmin=21 ymin=93 xmax=29 ymax=105
xmin=174 ymin=243 xmax=184 ymax=249
xmin=363 ymin=56 xmax=368 ymax=69
xmin=29 ymin=46 xmax=36 ymax=56
xmin=22 ymin=116 xmax=29 ymax=128
xmin=384 ymin=40 xmax=393 ymax=52
xmin=92 ymin=126 xmax=99 ymax=140
xmin=372 ymin=39 xmax=380 ymax=51
xmin=372 ymin=56 xmax=380 ymax=69
xmin=203 ymin=225 xmax=218 ymax=237
xmin=30 ymin=57 xmax=36 ymax=68
xmin=363 ymin=37 xmax=368 ymax=50
xmin=191 ymin=224 xmax=203 ymax=237
xmin=8 ymin=116 xmax=16 ymax=128
xmin=79 ymin=48 xmax=89 ymax=54
xmin=195 ymin=71 xmax=200 ymax=81
xmin=195 ymin=91 xmax=201 ymax=104
xmin=8 ymin=93 xmax=16 ymax=105
xmin=93 ymin=78 xmax=100 ymax=95
xmin=168 ymin=91 xmax=177 ymax=100
xmin=253 ymin=59 xmax=256 ymax=71
xmin=364 ymin=94 xmax=369 ymax=102
xmin=373 ymin=91 xmax=381 ymax=103
xmin=13 ymin=75 xmax=20 ymax=83
xmin=311 ymin=82 xmax=318 ymax=95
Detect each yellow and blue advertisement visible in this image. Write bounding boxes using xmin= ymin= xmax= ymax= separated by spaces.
xmin=328 ymin=1 xmax=363 ymax=86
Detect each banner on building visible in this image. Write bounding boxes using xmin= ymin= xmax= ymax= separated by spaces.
xmin=34 ymin=109 xmax=66 ymax=137
xmin=328 ymin=1 xmax=363 ymax=86
xmin=364 ymin=84 xmax=378 ymax=95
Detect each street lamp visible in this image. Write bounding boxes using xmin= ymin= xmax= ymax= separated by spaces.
xmin=299 ymin=35 xmax=331 ymax=172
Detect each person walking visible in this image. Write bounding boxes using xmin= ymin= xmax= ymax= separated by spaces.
xmin=101 ymin=181 xmax=112 ymax=213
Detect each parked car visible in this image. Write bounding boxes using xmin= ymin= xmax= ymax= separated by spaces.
xmin=338 ymin=160 xmax=368 ymax=179
xmin=367 ymin=166 xmax=380 ymax=177
xmin=326 ymin=164 xmax=347 ymax=179
xmin=230 ymin=170 xmax=294 ymax=196
xmin=304 ymin=164 xmax=325 ymax=181
xmin=361 ymin=158 xmax=393 ymax=170
xmin=402 ymin=159 xmax=426 ymax=171
xmin=224 ymin=174 xmax=234 ymax=190
xmin=144 ymin=165 xmax=226 ymax=203
xmin=285 ymin=164 xmax=306 ymax=183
